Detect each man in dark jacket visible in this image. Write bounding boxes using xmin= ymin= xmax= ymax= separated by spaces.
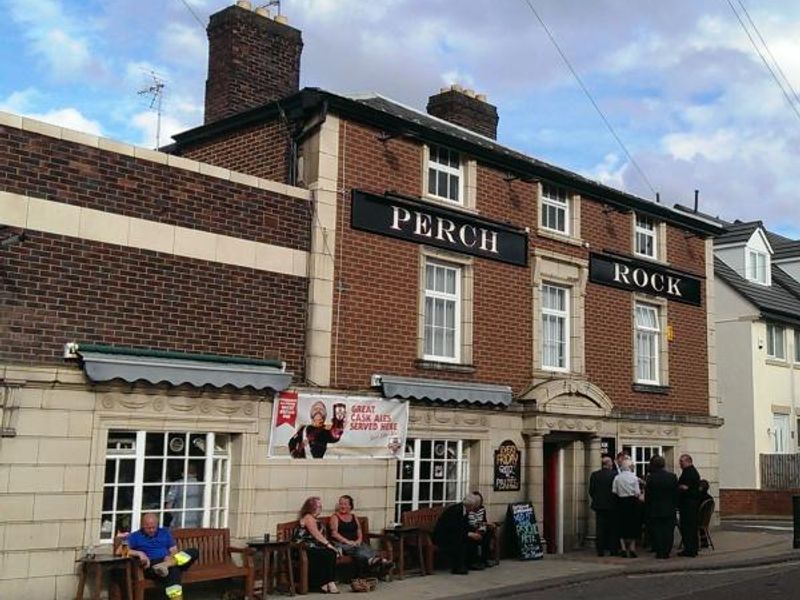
xmin=644 ymin=455 xmax=678 ymax=558
xmin=677 ymin=453 xmax=702 ymax=557
xmin=589 ymin=456 xmax=617 ymax=556
xmin=433 ymin=493 xmax=482 ymax=574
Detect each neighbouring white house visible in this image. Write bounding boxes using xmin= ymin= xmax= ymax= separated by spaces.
xmin=713 ymin=220 xmax=800 ymax=515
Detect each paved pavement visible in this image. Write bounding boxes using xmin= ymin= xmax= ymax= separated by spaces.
xmin=185 ymin=524 xmax=799 ymax=598
xmin=327 ymin=526 xmax=800 ymax=600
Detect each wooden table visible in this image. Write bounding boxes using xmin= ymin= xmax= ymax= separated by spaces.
xmin=382 ymin=527 xmax=426 ymax=579
xmin=247 ymin=538 xmax=295 ymax=599
xmin=75 ymin=554 xmax=133 ymax=600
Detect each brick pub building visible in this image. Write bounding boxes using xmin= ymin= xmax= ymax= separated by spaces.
xmin=0 ymin=2 xmax=721 ymax=596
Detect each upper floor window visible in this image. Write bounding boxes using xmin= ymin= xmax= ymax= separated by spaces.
xmin=795 ymin=330 xmax=800 ymax=363
xmin=746 ymin=249 xmax=769 ymax=285
xmin=427 ymin=145 xmax=463 ymax=204
xmin=541 ymin=283 xmax=569 ymax=371
xmin=767 ymin=323 xmax=786 ymax=360
xmin=634 ymin=302 xmax=661 ymax=384
xmin=635 ymin=214 xmax=657 ymax=259
xmin=424 ymin=260 xmax=461 ymax=362
xmin=541 ymin=183 xmax=569 ymax=234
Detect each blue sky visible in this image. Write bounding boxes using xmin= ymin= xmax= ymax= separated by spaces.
xmin=2 ymin=0 xmax=800 ymax=237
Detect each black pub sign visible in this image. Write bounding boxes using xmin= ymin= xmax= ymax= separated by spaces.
xmin=494 ymin=440 xmax=522 ymax=491
xmin=589 ymin=252 xmax=702 ymax=306
xmin=350 ymin=190 xmax=528 ymax=266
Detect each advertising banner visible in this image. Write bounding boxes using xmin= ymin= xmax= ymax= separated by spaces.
xmin=267 ymin=392 xmax=409 ymax=459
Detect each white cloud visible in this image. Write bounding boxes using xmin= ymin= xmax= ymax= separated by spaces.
xmin=7 ymin=0 xmax=99 ymax=80
xmin=159 ymin=22 xmax=206 ymax=67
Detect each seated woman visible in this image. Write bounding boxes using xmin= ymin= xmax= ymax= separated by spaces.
xmin=295 ymin=496 xmax=340 ymax=594
xmin=329 ymin=495 xmax=391 ymax=577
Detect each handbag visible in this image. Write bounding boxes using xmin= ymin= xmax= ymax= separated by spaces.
xmin=350 ymin=578 xmax=378 ymax=593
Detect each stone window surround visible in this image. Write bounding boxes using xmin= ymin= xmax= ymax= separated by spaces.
xmin=421 ymin=144 xmax=477 ymax=212
xmin=90 ymin=401 xmax=259 ymax=542
xmin=531 ymin=249 xmax=588 ymax=377
xmin=631 ymin=293 xmax=670 ymax=387
xmin=536 ymin=182 xmax=582 ymax=246
xmin=417 ymin=246 xmax=474 ymax=367
xmin=632 ymin=212 xmax=668 ymax=264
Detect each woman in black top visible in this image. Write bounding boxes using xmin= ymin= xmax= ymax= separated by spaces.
xmin=329 ymin=495 xmax=390 ymax=576
xmin=295 ymin=496 xmax=340 ymax=593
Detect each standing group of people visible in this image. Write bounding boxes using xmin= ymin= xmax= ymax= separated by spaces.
xmin=589 ymin=452 xmax=708 ymax=559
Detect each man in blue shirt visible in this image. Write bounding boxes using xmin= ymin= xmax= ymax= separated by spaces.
xmin=128 ymin=513 xmax=198 ymax=599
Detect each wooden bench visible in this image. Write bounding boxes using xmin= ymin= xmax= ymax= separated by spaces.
xmin=131 ymin=528 xmax=254 ymax=600
xmin=276 ymin=516 xmax=391 ymax=594
xmin=401 ymin=505 xmax=500 ymax=573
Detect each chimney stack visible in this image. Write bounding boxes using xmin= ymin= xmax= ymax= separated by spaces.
xmin=204 ymin=2 xmax=303 ymax=124
xmin=426 ymin=85 xmax=499 ymax=139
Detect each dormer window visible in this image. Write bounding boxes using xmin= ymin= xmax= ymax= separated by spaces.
xmin=426 ymin=144 xmax=463 ymax=204
xmin=635 ymin=214 xmax=657 ymax=259
xmin=746 ymin=249 xmax=769 ymax=285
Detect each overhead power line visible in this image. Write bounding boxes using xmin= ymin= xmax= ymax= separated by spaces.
xmin=521 ymin=0 xmax=657 ymax=197
xmin=726 ymin=0 xmax=800 ymax=125
xmin=177 ymin=0 xmax=206 ymax=30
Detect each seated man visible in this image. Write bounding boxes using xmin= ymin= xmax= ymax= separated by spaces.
xmin=467 ymin=491 xmax=496 ymax=568
xmin=432 ymin=493 xmax=483 ymax=574
xmin=128 ymin=513 xmax=199 ymax=599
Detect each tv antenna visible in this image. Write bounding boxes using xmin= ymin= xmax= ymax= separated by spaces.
xmin=138 ymin=71 xmax=166 ymax=149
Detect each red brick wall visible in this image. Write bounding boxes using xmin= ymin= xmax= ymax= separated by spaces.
xmin=0 ymin=234 xmax=306 ymax=374
xmin=581 ymin=201 xmax=709 ymax=415
xmin=330 ymin=117 xmax=710 ymax=414
xmin=329 ymin=120 xmax=534 ymax=393
xmin=720 ymin=489 xmax=799 ymax=516
xmin=178 ymin=121 xmax=291 ymax=185
xmin=0 ymin=126 xmax=309 ymax=375
xmin=0 ymin=126 xmax=308 ymax=250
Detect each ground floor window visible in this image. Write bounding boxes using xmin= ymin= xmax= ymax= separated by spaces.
xmin=101 ymin=430 xmax=231 ymax=541
xmin=622 ymin=444 xmax=663 ymax=479
xmin=395 ymin=438 xmax=470 ymax=523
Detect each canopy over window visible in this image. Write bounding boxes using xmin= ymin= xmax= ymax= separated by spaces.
xmin=72 ymin=343 xmax=292 ymax=391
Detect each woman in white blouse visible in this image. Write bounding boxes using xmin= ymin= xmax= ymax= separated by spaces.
xmin=612 ymin=459 xmax=642 ymax=558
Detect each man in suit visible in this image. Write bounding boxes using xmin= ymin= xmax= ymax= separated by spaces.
xmin=644 ymin=455 xmax=678 ymax=559
xmin=433 ymin=493 xmax=483 ymax=574
xmin=589 ymin=456 xmax=617 ymax=556
xmin=677 ymin=453 xmax=702 ymax=557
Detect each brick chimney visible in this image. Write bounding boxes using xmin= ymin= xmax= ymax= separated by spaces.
xmin=426 ymin=85 xmax=499 ymax=139
xmin=204 ymin=1 xmax=303 ymax=124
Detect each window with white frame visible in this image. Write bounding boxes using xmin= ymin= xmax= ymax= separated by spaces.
xmin=541 ymin=183 xmax=569 ymax=234
xmin=101 ymin=430 xmax=231 ymax=541
xmin=427 ymin=144 xmax=463 ymax=204
xmin=747 ymin=249 xmax=769 ymax=285
xmin=622 ymin=444 xmax=663 ymax=479
xmin=767 ymin=323 xmax=786 ymax=360
xmin=795 ymin=330 xmax=800 ymax=363
xmin=541 ymin=283 xmax=569 ymax=371
xmin=394 ymin=438 xmax=470 ymax=523
xmin=635 ymin=214 xmax=657 ymax=259
xmin=634 ymin=302 xmax=661 ymax=384
xmin=424 ymin=261 xmax=461 ymax=363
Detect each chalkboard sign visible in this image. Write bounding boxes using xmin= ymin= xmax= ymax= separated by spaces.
xmin=505 ymin=502 xmax=544 ymax=560
xmin=494 ymin=440 xmax=521 ymax=491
